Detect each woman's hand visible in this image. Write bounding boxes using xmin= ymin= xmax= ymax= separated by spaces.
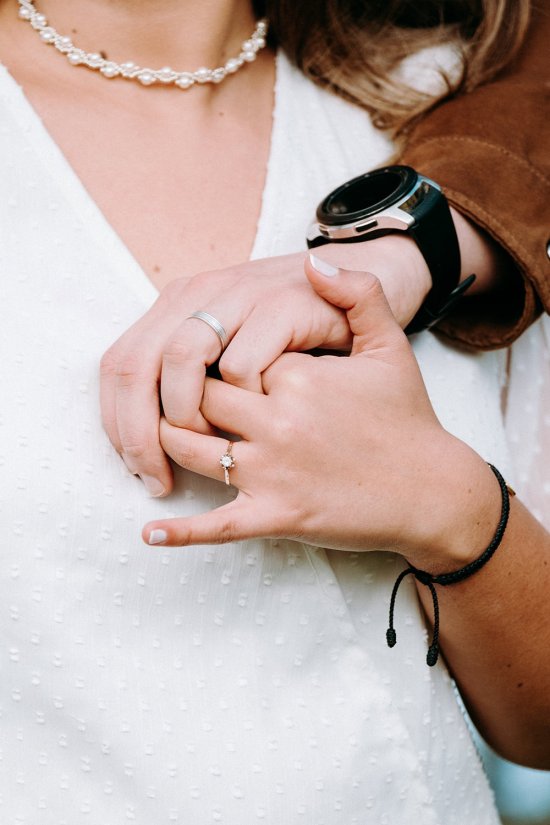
xmin=100 ymin=252 xmax=351 ymax=496
xmin=141 ymin=258 xmax=550 ymax=768
xmin=100 ymin=237 xmax=432 ymax=497
xmin=142 ymin=257 xmax=498 ymax=573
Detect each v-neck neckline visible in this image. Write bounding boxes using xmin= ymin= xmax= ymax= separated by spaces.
xmin=0 ymin=52 xmax=286 ymax=308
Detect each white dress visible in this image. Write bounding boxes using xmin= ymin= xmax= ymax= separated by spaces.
xmin=0 ymin=52 xmax=508 ymax=824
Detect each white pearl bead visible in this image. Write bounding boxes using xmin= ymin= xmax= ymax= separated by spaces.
xmin=86 ymin=53 xmax=103 ymax=68
xmin=39 ymin=27 xmax=55 ymax=43
xmin=241 ymin=50 xmax=257 ymax=63
xmin=194 ymin=67 xmax=212 ymax=83
xmin=67 ymin=50 xmax=83 ymax=65
xmin=31 ymin=13 xmax=46 ymax=28
xmin=137 ymin=70 xmax=156 ymax=86
xmin=120 ymin=61 xmax=137 ymax=77
xmin=157 ymin=67 xmax=177 ymax=83
xmin=57 ymin=36 xmax=73 ymax=53
xmin=225 ymin=57 xmax=242 ymax=74
xmin=176 ymin=73 xmax=194 ymax=89
xmin=18 ymin=7 xmax=31 ymax=20
xmin=211 ymin=68 xmax=226 ymax=84
xmin=100 ymin=62 xmax=119 ymax=78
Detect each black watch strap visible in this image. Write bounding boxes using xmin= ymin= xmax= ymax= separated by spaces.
xmin=405 ymin=185 xmax=462 ymax=333
xmin=307 ymin=234 xmax=336 ymax=250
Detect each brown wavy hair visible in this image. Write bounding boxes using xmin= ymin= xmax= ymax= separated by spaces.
xmin=254 ymin=0 xmax=531 ymax=137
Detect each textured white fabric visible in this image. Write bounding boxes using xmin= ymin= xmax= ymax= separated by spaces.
xmin=0 ymin=52 xmax=506 ymax=824
xmin=504 ymin=315 xmax=550 ymax=531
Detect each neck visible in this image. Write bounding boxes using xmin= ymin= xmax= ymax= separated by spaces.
xmin=33 ymin=0 xmax=259 ymax=70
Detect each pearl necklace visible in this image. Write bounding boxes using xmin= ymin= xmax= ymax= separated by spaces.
xmin=17 ymin=0 xmax=269 ymax=90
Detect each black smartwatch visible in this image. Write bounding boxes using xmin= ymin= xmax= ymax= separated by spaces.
xmin=306 ymin=165 xmax=475 ymax=333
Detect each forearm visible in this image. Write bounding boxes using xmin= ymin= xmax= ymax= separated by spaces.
xmin=399 ymin=0 xmax=550 ymax=347
xmin=409 ymin=450 xmax=550 ymax=768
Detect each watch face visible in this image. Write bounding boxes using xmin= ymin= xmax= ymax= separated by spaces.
xmin=317 ymin=165 xmax=418 ymax=227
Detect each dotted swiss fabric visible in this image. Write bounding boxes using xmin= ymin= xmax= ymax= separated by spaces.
xmin=0 ymin=52 xmax=505 ymax=824
xmin=503 ymin=316 xmax=550 ymax=531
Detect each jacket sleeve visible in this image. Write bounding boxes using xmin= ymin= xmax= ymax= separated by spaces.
xmin=399 ymin=1 xmax=550 ymax=349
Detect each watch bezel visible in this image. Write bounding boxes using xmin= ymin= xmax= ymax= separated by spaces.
xmin=316 ymin=165 xmax=419 ymax=227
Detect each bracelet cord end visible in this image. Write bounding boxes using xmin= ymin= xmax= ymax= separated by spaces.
xmin=386 ymin=463 xmax=511 ymax=667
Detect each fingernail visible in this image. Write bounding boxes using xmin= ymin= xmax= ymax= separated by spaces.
xmin=141 ymin=475 xmax=166 ymax=498
xmin=309 ymin=253 xmax=339 ymax=277
xmin=148 ymin=529 xmax=168 ymax=546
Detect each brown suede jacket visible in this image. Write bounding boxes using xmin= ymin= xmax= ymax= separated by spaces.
xmin=399 ymin=1 xmax=550 ymax=349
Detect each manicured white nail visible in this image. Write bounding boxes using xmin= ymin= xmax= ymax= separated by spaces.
xmin=309 ymin=253 xmax=339 ymax=277
xmin=148 ymin=529 xmax=168 ymax=545
xmin=142 ymin=475 xmax=166 ymax=498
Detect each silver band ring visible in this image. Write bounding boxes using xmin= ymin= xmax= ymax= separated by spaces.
xmin=219 ymin=441 xmax=236 ymax=486
xmin=187 ymin=311 xmax=228 ymax=353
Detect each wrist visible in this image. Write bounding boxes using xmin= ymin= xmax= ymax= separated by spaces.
xmin=401 ymin=439 xmax=504 ymax=575
xmin=451 ymin=207 xmax=516 ymax=297
xmin=320 ymin=235 xmax=432 ymax=327
xmin=387 ymin=458 xmax=512 ymax=668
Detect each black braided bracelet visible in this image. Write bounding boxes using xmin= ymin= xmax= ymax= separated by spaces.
xmin=386 ymin=463 xmax=515 ymax=667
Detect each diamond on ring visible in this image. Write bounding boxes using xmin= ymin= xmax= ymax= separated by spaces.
xmin=220 ymin=442 xmax=235 ymax=486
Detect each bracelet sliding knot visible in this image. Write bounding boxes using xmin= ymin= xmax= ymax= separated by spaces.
xmin=386 ymin=463 xmax=514 ymax=667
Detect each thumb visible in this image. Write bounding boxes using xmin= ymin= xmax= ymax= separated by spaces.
xmin=305 ymin=252 xmax=407 ymax=356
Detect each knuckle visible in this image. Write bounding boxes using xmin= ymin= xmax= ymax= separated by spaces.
xmin=121 ymin=439 xmax=152 ymax=462
xmin=279 ymin=359 xmax=317 ymax=392
xmin=214 ymin=519 xmax=239 ymax=545
xmin=219 ymin=355 xmax=249 ymax=385
xmin=114 ymin=352 xmax=148 ymax=387
xmin=162 ymin=337 xmax=196 ymax=365
xmin=189 ymin=268 xmax=216 ymax=287
xmin=358 ymin=272 xmax=384 ymax=301
xmin=163 ymin=408 xmax=186 ymax=427
xmin=190 ymin=267 xmax=237 ymax=292
xmin=191 ymin=265 xmax=250 ymax=298
xmin=120 ymin=426 xmax=161 ymax=463
xmin=271 ymin=411 xmax=302 ymax=447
